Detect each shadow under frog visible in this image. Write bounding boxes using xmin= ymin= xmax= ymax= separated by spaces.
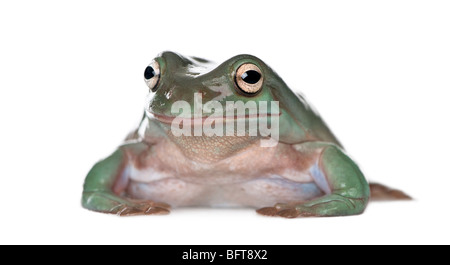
xmin=82 ymin=51 xmax=410 ymax=218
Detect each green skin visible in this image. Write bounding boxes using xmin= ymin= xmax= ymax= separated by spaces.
xmin=82 ymin=52 xmax=370 ymax=218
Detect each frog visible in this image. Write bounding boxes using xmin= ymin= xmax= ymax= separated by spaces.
xmin=82 ymin=51 xmax=410 ymax=218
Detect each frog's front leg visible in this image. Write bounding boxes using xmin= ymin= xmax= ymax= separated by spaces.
xmin=82 ymin=143 xmax=171 ymax=216
xmin=257 ymin=143 xmax=370 ymax=218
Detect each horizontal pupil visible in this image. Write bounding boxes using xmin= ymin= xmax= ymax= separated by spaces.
xmin=144 ymin=66 xmax=155 ymax=79
xmin=241 ymin=70 xmax=261 ymax=84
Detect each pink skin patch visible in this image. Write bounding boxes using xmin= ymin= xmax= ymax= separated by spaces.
xmin=111 ymin=133 xmax=329 ymax=208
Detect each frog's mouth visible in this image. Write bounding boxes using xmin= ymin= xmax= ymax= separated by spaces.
xmin=150 ymin=112 xmax=280 ymax=126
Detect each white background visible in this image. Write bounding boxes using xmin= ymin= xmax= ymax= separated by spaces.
xmin=1 ymin=0 xmax=449 ymax=245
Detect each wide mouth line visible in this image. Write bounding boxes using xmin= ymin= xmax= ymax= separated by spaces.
xmin=150 ymin=112 xmax=281 ymax=125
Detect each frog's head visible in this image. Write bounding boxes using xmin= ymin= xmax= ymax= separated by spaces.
xmin=145 ymin=51 xmax=339 ymax=146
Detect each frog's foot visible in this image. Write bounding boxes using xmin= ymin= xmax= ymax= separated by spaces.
xmin=257 ymin=203 xmax=314 ymax=218
xmin=114 ymin=199 xmax=171 ymax=217
xmin=256 ymin=194 xmax=368 ymax=219
xmin=82 ymin=191 xmax=171 ymax=217
xmin=369 ymin=183 xmax=412 ymax=201
xmin=256 ymin=200 xmax=339 ymax=219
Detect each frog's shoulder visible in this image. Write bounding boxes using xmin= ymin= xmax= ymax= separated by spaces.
xmin=294 ymin=93 xmax=343 ymax=148
xmin=274 ymin=82 xmax=342 ymax=147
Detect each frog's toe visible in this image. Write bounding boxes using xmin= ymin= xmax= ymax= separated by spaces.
xmin=116 ymin=205 xmax=146 ymax=216
xmin=276 ymin=209 xmax=301 ymax=218
xmin=257 ymin=204 xmax=317 ymax=218
xmin=144 ymin=206 xmax=170 ymax=215
xmin=136 ymin=201 xmax=171 ymax=215
xmin=133 ymin=201 xmax=171 ymax=210
xmin=257 ymin=206 xmax=302 ymax=218
xmin=256 ymin=207 xmax=279 ymax=216
xmin=117 ymin=201 xmax=171 ymax=216
xmin=115 ymin=203 xmax=171 ymax=217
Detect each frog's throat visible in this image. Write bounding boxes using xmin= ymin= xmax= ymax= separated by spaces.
xmin=148 ymin=112 xmax=280 ymax=163
xmin=165 ymin=130 xmax=261 ymax=163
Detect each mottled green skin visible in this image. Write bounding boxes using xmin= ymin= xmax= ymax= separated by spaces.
xmin=149 ymin=52 xmax=341 ymax=145
xmin=82 ymin=52 xmax=370 ymax=218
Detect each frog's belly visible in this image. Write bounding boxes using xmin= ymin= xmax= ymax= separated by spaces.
xmin=126 ymin=177 xmax=324 ymax=208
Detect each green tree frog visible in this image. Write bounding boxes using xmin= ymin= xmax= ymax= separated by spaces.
xmin=82 ymin=52 xmax=409 ymax=218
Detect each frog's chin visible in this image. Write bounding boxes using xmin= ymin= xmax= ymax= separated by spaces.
xmin=149 ymin=112 xmax=278 ymax=126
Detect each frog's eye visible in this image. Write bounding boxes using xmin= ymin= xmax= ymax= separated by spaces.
xmin=144 ymin=60 xmax=161 ymax=92
xmin=235 ymin=63 xmax=263 ymax=95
